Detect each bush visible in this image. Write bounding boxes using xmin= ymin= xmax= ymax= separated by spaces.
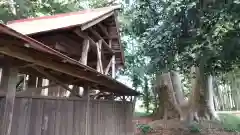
xmin=137 ymin=124 xmax=153 ymax=135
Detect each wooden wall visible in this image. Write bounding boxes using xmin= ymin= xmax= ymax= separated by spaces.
xmin=0 ymin=97 xmax=134 ymax=135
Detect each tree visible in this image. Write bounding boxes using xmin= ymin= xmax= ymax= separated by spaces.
xmin=123 ymin=0 xmax=240 ymax=124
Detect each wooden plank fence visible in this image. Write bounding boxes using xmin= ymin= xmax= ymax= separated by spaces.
xmin=0 ymin=97 xmax=134 ymax=135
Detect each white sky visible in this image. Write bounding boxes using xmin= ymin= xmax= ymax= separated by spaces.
xmin=117 ymin=75 xmax=145 ymax=112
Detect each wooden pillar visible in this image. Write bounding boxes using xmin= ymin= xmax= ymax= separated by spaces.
xmin=27 ymin=75 xmax=36 ymax=95
xmin=1 ymin=65 xmax=18 ymax=135
xmin=48 ymin=80 xmax=58 ymax=96
xmin=81 ymin=39 xmax=90 ymax=65
xmin=69 ymin=85 xmax=79 ymax=97
xmin=96 ymin=40 xmax=103 ymax=73
xmin=112 ymin=55 xmax=116 ymax=78
xmin=28 ymin=75 xmax=37 ymax=87
xmin=132 ymin=96 xmax=137 ymax=113
xmin=35 ymin=77 xmax=43 ymax=95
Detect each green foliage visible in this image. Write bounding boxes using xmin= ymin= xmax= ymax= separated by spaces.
xmin=124 ymin=0 xmax=240 ymax=76
xmin=134 ymin=111 xmax=152 ymax=117
xmin=188 ymin=123 xmax=201 ymax=133
xmin=137 ymin=124 xmax=153 ymax=135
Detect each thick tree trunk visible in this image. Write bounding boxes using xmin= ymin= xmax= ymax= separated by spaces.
xmin=154 ymin=68 xmax=219 ymax=124
xmin=203 ymin=75 xmax=219 ymax=120
xmin=154 ymin=72 xmax=185 ymax=120
xmin=191 ymin=67 xmax=219 ymax=121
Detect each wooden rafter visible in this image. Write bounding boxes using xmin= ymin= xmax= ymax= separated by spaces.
xmin=104 ymin=56 xmax=113 ymax=75
xmin=74 ymin=28 xmax=113 ymax=54
xmin=0 ymin=43 xmax=137 ymax=95
xmin=74 ymin=29 xmax=97 ymax=49
xmin=96 ymin=40 xmax=103 ymax=73
xmin=32 ymin=66 xmax=81 ymax=97
xmin=97 ymin=23 xmax=109 ymax=37
xmin=0 ymin=44 xmax=99 ymax=83
xmin=80 ymin=39 xmax=90 ymax=65
xmin=89 ymin=28 xmax=112 ymax=52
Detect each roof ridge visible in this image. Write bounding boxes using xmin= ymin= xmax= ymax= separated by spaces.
xmin=7 ymin=5 xmax=120 ymax=25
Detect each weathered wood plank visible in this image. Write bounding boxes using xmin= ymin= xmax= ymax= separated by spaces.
xmin=2 ymin=97 xmax=133 ymax=135
xmin=16 ymin=98 xmax=32 ymax=135
xmin=0 ymin=98 xmax=5 ymax=131
xmin=28 ymin=99 xmax=43 ymax=135
xmin=59 ymin=100 xmax=67 ymax=135
xmin=112 ymin=55 xmax=116 ymax=78
xmin=46 ymin=100 xmax=56 ymax=135
xmin=66 ymin=100 xmax=74 ymax=135
xmin=1 ymin=66 xmax=18 ymax=135
xmin=97 ymin=23 xmax=109 ymax=37
xmin=80 ymin=39 xmax=90 ymax=65
xmin=54 ymin=100 xmax=61 ymax=135
xmin=10 ymin=98 xmax=20 ymax=135
xmin=104 ymin=56 xmax=113 ymax=75
xmin=96 ymin=40 xmax=103 ymax=73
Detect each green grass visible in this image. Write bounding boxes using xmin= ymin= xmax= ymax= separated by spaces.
xmin=219 ymin=113 xmax=240 ymax=132
xmin=134 ymin=112 xmax=240 ymax=133
xmin=134 ymin=112 xmax=152 ymax=117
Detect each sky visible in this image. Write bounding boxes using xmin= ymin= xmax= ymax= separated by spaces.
xmin=117 ymin=75 xmax=145 ymax=112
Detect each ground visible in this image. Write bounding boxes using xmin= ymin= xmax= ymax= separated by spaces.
xmin=134 ymin=112 xmax=240 ymax=135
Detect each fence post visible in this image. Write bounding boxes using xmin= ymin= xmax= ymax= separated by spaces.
xmin=85 ymin=86 xmax=90 ymax=135
xmin=1 ymin=63 xmax=18 ymax=135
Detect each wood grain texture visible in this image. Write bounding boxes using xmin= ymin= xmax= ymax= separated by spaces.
xmin=1 ymin=97 xmax=134 ymax=135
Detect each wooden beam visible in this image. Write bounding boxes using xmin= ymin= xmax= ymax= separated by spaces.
xmin=1 ymin=64 xmax=18 ymax=135
xmin=80 ymin=39 xmax=90 ymax=65
xmin=104 ymin=56 xmax=113 ymax=75
xmin=97 ymin=23 xmax=109 ymax=37
xmin=74 ymin=29 xmax=110 ymax=68
xmin=81 ymin=11 xmax=114 ymax=30
xmin=89 ymin=28 xmax=113 ymax=53
xmin=96 ymin=40 xmax=103 ymax=73
xmin=17 ymin=78 xmax=80 ymax=96
xmin=16 ymin=83 xmax=58 ymax=96
xmin=109 ymin=39 xmax=112 ymax=48
xmin=0 ymin=45 xmax=100 ymax=84
xmin=0 ymin=44 xmax=136 ymax=95
xmin=11 ymin=63 xmax=35 ymax=69
xmin=32 ymin=66 xmax=81 ymax=97
xmin=74 ymin=29 xmax=98 ymax=51
xmin=112 ymin=55 xmax=116 ymax=78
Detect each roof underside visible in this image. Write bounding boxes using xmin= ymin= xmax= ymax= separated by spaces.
xmin=7 ymin=6 xmax=125 ymax=67
xmin=0 ymin=24 xmax=139 ymax=96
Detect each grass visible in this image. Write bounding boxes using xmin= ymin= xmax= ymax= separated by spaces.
xmin=134 ymin=112 xmax=240 ymax=133
xmin=219 ymin=113 xmax=240 ymax=132
xmin=134 ymin=112 xmax=152 ymax=117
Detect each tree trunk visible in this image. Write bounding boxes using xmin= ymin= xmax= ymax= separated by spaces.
xmin=194 ymin=67 xmax=219 ymax=121
xmin=154 ymin=68 xmax=219 ymax=124
xmin=154 ymin=72 xmax=185 ymax=120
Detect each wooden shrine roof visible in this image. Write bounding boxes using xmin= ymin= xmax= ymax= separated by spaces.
xmin=6 ymin=5 xmax=124 ymax=67
xmin=0 ymin=24 xmax=139 ymax=96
